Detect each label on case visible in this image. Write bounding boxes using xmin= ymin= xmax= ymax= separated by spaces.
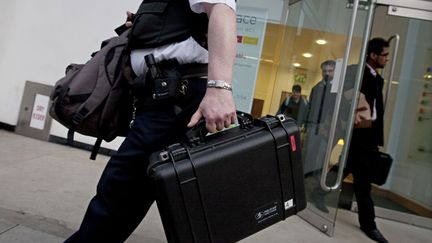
xmin=290 ymin=135 xmax=297 ymax=152
xmin=284 ymin=199 xmax=294 ymax=210
xmin=254 ymin=202 xmax=279 ymax=224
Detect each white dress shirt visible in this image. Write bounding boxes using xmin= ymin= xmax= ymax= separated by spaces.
xmin=366 ymin=64 xmax=378 ymax=121
xmin=130 ymin=0 xmax=236 ymax=76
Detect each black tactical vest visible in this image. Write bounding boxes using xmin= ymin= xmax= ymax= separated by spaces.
xmin=128 ymin=0 xmax=209 ymax=49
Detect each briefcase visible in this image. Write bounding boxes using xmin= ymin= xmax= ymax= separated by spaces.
xmin=369 ymin=151 xmax=393 ymax=186
xmin=148 ymin=114 xmax=306 ymax=243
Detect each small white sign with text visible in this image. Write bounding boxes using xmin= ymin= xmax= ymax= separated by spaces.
xmin=29 ymin=94 xmax=50 ymax=130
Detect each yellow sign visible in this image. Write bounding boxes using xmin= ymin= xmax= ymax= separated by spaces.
xmin=243 ymin=36 xmax=259 ymax=45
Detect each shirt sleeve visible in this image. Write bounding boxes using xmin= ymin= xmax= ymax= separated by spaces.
xmin=189 ymin=0 xmax=236 ymax=14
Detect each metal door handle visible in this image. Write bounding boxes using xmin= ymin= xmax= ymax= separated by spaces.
xmin=384 ymin=34 xmax=400 ymax=111
xmin=319 ymin=0 xmax=375 ymax=192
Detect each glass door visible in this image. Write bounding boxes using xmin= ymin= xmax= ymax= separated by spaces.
xmin=348 ymin=1 xmax=432 ymax=229
xmin=236 ymin=0 xmax=432 ymax=235
xmin=276 ymin=0 xmax=372 ymax=236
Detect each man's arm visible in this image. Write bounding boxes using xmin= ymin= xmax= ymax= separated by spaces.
xmin=187 ymin=3 xmax=237 ymax=133
xmin=277 ymin=97 xmax=289 ymax=115
xmin=304 ymin=88 xmax=315 ymax=125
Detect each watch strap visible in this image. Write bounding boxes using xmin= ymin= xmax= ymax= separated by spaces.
xmin=207 ymin=80 xmax=232 ymax=91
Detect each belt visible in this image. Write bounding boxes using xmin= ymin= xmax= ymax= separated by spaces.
xmin=177 ymin=63 xmax=208 ymax=79
xmin=124 ymin=62 xmax=208 ymax=87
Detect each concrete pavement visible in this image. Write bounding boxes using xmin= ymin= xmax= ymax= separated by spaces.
xmin=0 ymin=129 xmax=431 ymax=243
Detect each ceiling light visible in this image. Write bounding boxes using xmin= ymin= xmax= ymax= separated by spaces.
xmin=316 ymin=39 xmax=327 ymax=45
xmin=293 ymin=63 xmax=301 ymax=67
xmin=302 ymin=53 xmax=313 ymax=58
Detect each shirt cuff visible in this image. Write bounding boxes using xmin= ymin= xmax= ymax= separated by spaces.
xmin=189 ymin=0 xmax=236 ymax=14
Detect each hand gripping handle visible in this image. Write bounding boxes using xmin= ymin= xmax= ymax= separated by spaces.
xmin=184 ymin=111 xmax=253 ymax=146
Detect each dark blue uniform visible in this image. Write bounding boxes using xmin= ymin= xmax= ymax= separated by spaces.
xmin=65 ymin=79 xmax=206 ymax=243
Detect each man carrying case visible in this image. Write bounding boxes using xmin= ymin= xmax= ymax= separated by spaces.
xmin=148 ymin=113 xmax=306 ymax=242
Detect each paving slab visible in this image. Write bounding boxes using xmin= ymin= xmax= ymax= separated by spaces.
xmin=0 ymin=219 xmax=17 ymax=234
xmin=0 ymin=225 xmax=64 ymax=243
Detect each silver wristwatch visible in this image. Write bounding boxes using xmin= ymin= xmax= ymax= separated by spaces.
xmin=207 ymin=80 xmax=232 ymax=91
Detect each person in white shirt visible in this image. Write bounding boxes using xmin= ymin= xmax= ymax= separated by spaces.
xmin=64 ymin=1 xmax=237 ymax=242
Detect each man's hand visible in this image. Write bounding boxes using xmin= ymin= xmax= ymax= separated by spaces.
xmin=125 ymin=11 xmax=135 ymax=27
xmin=115 ymin=11 xmax=135 ymax=35
xmin=188 ymin=88 xmax=237 ymax=133
xmin=354 ymin=111 xmax=372 ymax=128
xmin=354 ymin=110 xmax=367 ymax=125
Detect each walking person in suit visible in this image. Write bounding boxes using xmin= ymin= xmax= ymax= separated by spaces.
xmin=346 ymin=37 xmax=390 ymax=243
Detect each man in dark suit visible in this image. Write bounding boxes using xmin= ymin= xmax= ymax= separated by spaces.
xmin=302 ymin=60 xmax=337 ymax=213
xmin=346 ymin=37 xmax=390 ymax=243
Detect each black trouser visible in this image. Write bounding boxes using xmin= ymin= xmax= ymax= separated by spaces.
xmin=64 ymin=78 xmax=207 ymax=243
xmin=345 ymin=147 xmax=377 ymax=231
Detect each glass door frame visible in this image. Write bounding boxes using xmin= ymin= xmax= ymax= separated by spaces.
xmin=354 ymin=0 xmax=432 ymax=229
xmin=291 ymin=0 xmax=432 ymax=236
xmin=294 ymin=0 xmax=375 ymax=236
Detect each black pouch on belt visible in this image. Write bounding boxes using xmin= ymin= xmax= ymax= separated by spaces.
xmin=145 ymin=54 xmax=186 ymax=100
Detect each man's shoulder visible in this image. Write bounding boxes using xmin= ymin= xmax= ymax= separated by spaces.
xmin=312 ymin=81 xmax=325 ymax=89
xmin=362 ymin=66 xmax=381 ymax=81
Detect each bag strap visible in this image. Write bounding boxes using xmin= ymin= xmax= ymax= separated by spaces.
xmin=65 ymin=130 xmax=102 ymax=160
xmin=67 ymin=129 xmax=75 ymax=145
xmin=90 ymin=138 xmax=103 ymax=160
xmin=168 ymin=144 xmax=212 ymax=242
xmin=276 ymin=115 xmax=306 ymax=213
xmin=259 ymin=116 xmax=293 ymax=219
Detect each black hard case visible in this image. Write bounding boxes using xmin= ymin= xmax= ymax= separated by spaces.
xmin=148 ymin=115 xmax=306 ymax=243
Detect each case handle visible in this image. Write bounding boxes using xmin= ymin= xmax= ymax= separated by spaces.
xmin=184 ymin=111 xmax=253 ymax=146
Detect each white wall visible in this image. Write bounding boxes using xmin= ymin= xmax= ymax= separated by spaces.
xmin=0 ymin=0 xmax=139 ymax=149
xmin=0 ymin=0 xmax=287 ymax=150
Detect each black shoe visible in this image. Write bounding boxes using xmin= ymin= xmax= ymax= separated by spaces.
xmin=362 ymin=228 xmax=389 ymax=243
